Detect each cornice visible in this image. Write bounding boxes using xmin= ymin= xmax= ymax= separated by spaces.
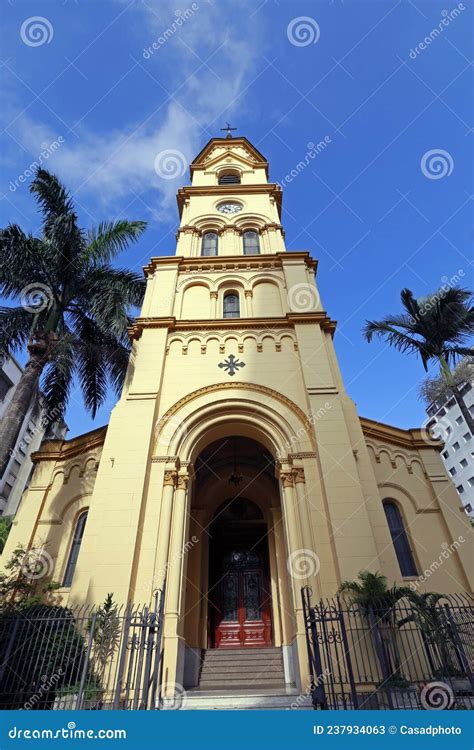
xmin=31 ymin=426 xmax=108 ymax=463
xmin=360 ymin=416 xmax=441 ymax=451
xmin=177 ymin=184 xmax=282 ymax=218
xmin=128 ymin=311 xmax=336 ymax=340
xmin=143 ymin=251 xmax=317 ymax=277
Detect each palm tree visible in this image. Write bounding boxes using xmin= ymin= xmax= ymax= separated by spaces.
xmin=363 ymin=287 xmax=474 ymax=434
xmin=397 ymin=592 xmax=458 ymax=676
xmin=0 ymin=169 xmax=147 ymax=477
xmin=338 ymin=572 xmax=412 ymax=682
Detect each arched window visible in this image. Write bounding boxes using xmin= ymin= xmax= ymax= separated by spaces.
xmin=243 ymin=230 xmax=260 ymax=255
xmin=218 ymin=171 xmax=240 ymax=185
xmin=201 ymin=231 xmax=218 ymax=256
xmin=223 ymin=292 xmax=240 ymax=318
xmin=63 ymin=511 xmax=88 ymax=587
xmin=383 ymin=501 xmax=417 ymax=577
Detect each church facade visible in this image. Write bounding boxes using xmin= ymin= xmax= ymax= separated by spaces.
xmin=4 ymin=136 xmax=471 ymax=696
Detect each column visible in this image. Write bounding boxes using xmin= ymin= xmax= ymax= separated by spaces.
xmin=244 ymin=289 xmax=253 ymax=317
xmin=293 ymin=467 xmax=322 ymax=599
xmin=279 ymin=468 xmax=311 ymax=691
xmin=153 ymin=467 xmax=177 ymax=590
xmin=162 ymin=469 xmax=190 ymax=695
xmin=210 ymin=291 xmax=218 ymax=318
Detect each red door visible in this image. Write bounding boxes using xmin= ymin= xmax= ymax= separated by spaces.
xmin=211 ymin=546 xmax=272 ymax=648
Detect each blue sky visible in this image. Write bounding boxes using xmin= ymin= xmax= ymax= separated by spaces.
xmin=1 ymin=0 xmax=472 ymax=438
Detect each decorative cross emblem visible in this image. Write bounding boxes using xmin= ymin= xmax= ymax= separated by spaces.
xmin=218 ymin=354 xmax=246 ymax=376
xmin=220 ymin=122 xmax=237 ymax=139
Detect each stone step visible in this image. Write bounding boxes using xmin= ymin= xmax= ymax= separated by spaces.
xmin=200 ymin=664 xmax=284 ymax=675
xmin=197 ymin=679 xmax=287 ymax=689
xmin=180 ymin=691 xmax=313 ymax=710
xmin=203 ymin=648 xmax=281 ymax=657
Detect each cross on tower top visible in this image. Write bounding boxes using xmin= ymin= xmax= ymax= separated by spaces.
xmin=220 ymin=122 xmax=237 ymax=139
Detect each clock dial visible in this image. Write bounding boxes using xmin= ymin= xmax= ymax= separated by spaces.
xmin=217 ymin=202 xmax=243 ymax=214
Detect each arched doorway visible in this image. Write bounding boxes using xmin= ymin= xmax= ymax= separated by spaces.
xmin=208 ymin=498 xmax=272 ymax=648
xmin=191 ymin=436 xmax=279 ymax=650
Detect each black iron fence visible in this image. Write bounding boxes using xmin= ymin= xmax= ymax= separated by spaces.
xmin=302 ymin=588 xmax=474 ymax=710
xmin=0 ymin=588 xmax=165 ymax=710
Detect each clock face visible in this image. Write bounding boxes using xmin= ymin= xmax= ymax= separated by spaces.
xmin=217 ymin=202 xmax=243 ymax=214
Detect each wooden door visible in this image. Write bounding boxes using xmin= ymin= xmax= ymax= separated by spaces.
xmin=211 ymin=546 xmax=272 ymax=648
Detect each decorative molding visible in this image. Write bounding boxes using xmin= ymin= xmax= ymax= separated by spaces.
xmin=129 ymin=311 xmax=335 ymax=340
xmin=143 ymin=251 xmax=317 ymax=277
xmin=31 ymin=426 xmax=107 ymax=463
xmin=155 ymin=382 xmax=316 ymax=448
xmin=360 ymin=416 xmax=441 ymax=451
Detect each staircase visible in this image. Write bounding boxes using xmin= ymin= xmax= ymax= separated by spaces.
xmin=197 ymin=647 xmax=285 ymax=690
xmin=179 ymin=647 xmax=313 ymax=709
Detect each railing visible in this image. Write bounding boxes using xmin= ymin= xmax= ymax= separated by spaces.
xmin=302 ymin=588 xmax=474 ymax=710
xmin=0 ymin=586 xmax=166 ymax=710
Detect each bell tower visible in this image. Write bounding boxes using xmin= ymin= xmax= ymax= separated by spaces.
xmin=174 ymin=134 xmax=285 ymax=257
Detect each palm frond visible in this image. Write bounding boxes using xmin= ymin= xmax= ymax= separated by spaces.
xmin=30 ymin=169 xmax=75 ymax=223
xmin=85 ymin=220 xmax=147 ymax=263
xmin=0 ymin=306 xmax=35 ymax=358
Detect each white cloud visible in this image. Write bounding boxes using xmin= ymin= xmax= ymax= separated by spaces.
xmin=2 ymin=0 xmax=266 ymax=223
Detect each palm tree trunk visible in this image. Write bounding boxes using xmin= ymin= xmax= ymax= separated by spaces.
xmin=438 ymin=356 xmax=474 ymax=436
xmin=0 ymin=350 xmax=46 ymax=479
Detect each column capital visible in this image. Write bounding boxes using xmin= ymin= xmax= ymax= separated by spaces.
xmin=176 ymin=472 xmax=190 ymax=490
xmin=293 ymin=468 xmax=305 ymax=484
xmin=210 ymin=291 xmax=218 ymax=299
xmin=280 ymin=471 xmax=294 ymax=488
xmin=244 ymin=289 xmax=253 ymax=298
xmin=163 ymin=470 xmax=177 ymax=487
